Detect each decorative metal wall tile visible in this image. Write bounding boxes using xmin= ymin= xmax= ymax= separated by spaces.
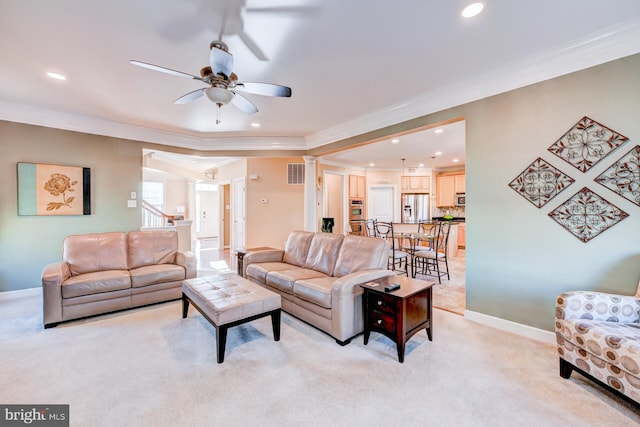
xmin=548 ymin=187 xmax=629 ymax=243
xmin=595 ymin=145 xmax=640 ymax=207
xmin=548 ymin=116 xmax=629 ymax=173
xmin=508 ymin=157 xmax=575 ymax=208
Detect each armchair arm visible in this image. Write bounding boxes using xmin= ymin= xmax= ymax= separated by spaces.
xmin=42 ymin=262 xmax=71 ymax=326
xmin=330 ymin=269 xmax=396 ymax=341
xmin=555 ymin=291 xmax=640 ymax=324
xmin=176 ymin=251 xmax=197 ymax=279
xmin=242 ymin=250 xmax=284 ymax=277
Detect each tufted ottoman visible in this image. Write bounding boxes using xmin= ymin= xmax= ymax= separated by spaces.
xmin=182 ymin=272 xmax=282 ymax=363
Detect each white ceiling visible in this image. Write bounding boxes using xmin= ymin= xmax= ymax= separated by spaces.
xmin=1 ymin=0 xmax=639 ymax=170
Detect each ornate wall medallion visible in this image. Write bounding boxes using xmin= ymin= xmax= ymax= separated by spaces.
xmin=548 ymin=187 xmax=629 ymax=243
xmin=595 ymin=145 xmax=640 ymax=208
xmin=508 ymin=157 xmax=574 ymax=208
xmin=548 ymin=116 xmax=629 ymax=173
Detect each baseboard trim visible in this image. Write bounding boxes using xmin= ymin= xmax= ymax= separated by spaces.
xmin=464 ymin=310 xmax=555 ymax=345
xmin=0 ymin=287 xmax=41 ymax=301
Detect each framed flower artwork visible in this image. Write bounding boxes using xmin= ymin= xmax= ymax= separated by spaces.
xmin=17 ymin=162 xmax=91 ymax=215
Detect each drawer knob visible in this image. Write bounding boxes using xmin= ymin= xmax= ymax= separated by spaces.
xmin=377 ymin=300 xmax=382 ymax=306
xmin=377 ymin=319 xmax=382 ymax=325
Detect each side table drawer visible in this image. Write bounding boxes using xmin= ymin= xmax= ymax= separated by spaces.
xmin=369 ymin=310 xmax=395 ymax=334
xmin=370 ymin=293 xmax=397 ymax=315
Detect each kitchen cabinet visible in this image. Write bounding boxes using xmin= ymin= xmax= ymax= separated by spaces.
xmin=348 ymin=175 xmax=366 ymax=198
xmin=436 ymin=173 xmax=465 ymax=207
xmin=401 ymin=176 xmax=430 ymax=192
xmin=458 ymin=223 xmax=466 ymax=249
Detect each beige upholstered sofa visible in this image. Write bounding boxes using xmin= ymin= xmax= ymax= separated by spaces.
xmin=42 ymin=230 xmax=197 ymax=328
xmin=243 ymin=231 xmax=394 ymax=345
xmin=555 ymin=281 xmax=640 ymax=405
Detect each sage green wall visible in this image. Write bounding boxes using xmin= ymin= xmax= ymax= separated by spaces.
xmin=0 ymin=121 xmax=143 ymax=292
xmin=461 ymin=55 xmax=640 ymax=330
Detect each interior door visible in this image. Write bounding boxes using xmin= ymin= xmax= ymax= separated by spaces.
xmin=232 ymin=177 xmax=246 ymax=251
xmin=195 ymin=188 xmax=219 ymax=239
xmin=369 ymin=186 xmax=395 ymax=222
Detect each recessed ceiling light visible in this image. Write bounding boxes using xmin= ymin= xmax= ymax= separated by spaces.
xmin=390 ymin=139 xmax=400 ymax=144
xmin=434 ymin=128 xmax=444 ymax=134
xmin=435 ymin=151 xmax=442 ymax=156
xmin=250 ymin=123 xmax=261 ymax=127
xmin=462 ymin=2 xmax=484 ymax=18
xmin=46 ymin=72 xmax=66 ymax=80
xmin=452 ymin=159 xmax=460 ymax=163
xmin=418 ymin=163 xmax=424 ymax=167
xmin=369 ymin=162 xmax=375 ymax=167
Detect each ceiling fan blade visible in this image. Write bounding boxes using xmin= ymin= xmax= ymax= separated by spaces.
xmin=230 ymin=91 xmax=258 ymax=114
xmin=130 ymin=60 xmax=204 ymax=82
xmin=174 ymin=88 xmax=206 ymax=104
xmin=246 ymin=6 xmax=321 ymax=17
xmin=236 ymin=82 xmax=292 ymax=97
xmin=209 ymin=44 xmax=234 ymax=77
xmin=238 ymin=31 xmax=269 ymax=61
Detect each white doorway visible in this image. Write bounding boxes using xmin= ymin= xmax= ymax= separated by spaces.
xmin=368 ymin=186 xmax=396 ymax=222
xmin=323 ymin=171 xmax=345 ymax=234
xmin=195 ymin=183 xmax=219 ymax=240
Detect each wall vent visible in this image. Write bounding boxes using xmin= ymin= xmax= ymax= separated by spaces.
xmin=287 ymin=163 xmax=305 ymax=185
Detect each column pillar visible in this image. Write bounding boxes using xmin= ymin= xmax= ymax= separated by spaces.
xmin=303 ymin=155 xmax=317 ymax=231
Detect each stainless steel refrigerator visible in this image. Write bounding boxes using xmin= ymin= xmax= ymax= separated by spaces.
xmin=401 ymin=193 xmax=429 ymax=223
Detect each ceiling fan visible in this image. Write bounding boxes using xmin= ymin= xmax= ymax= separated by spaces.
xmin=130 ymin=39 xmax=291 ymax=124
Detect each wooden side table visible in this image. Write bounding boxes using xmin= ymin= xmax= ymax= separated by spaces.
xmin=361 ymin=275 xmax=434 ymax=363
xmin=236 ymin=247 xmax=275 ymax=276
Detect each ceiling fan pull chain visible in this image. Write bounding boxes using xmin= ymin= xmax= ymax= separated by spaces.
xmin=216 ymin=103 xmax=222 ymax=125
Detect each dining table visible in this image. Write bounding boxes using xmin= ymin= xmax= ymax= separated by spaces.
xmin=395 ymin=232 xmax=437 ymax=277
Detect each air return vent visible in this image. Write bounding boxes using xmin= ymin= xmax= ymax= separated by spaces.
xmin=287 ymin=163 xmax=305 ymax=185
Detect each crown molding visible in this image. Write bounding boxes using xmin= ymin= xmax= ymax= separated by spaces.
xmin=0 ymin=101 xmax=307 ymax=151
xmin=305 ymin=17 xmax=640 ymax=148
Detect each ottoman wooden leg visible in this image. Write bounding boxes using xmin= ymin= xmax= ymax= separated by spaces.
xmin=182 ymin=293 xmax=190 ymax=318
xmin=216 ymin=324 xmax=228 ymax=364
xmin=271 ymin=309 xmax=281 ymax=341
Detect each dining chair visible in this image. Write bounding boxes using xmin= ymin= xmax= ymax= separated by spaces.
xmin=414 ymin=220 xmax=439 ymax=253
xmin=364 ymin=219 xmax=377 ymax=237
xmin=412 ymin=220 xmax=451 ymax=283
xmin=373 ymin=221 xmax=409 ymax=276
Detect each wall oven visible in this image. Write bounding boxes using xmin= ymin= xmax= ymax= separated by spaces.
xmin=349 ymin=199 xmax=364 ymax=220
xmin=456 ymin=193 xmax=466 ymax=207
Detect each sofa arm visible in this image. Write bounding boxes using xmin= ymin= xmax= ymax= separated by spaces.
xmin=42 ymin=262 xmax=71 ymax=327
xmin=176 ymin=251 xmax=197 ymax=279
xmin=330 ymin=269 xmax=396 ymax=342
xmin=242 ymin=250 xmax=284 ymax=277
xmin=555 ymin=291 xmax=640 ymax=324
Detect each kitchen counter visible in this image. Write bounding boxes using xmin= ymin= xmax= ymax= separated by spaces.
xmin=431 ymin=216 xmax=465 ymax=222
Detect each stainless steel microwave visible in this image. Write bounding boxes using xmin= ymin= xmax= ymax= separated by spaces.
xmin=456 ymin=193 xmax=465 ymax=206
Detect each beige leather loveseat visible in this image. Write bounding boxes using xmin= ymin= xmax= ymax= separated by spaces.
xmin=243 ymin=231 xmax=394 ymax=345
xmin=42 ymin=230 xmax=197 ymax=328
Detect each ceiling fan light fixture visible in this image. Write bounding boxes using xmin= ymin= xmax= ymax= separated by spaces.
xmin=462 ymin=2 xmax=484 ymax=18
xmin=205 ymin=86 xmax=234 ymax=105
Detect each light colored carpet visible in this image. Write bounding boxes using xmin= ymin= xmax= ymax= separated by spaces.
xmin=1 ymin=290 xmax=639 ymax=426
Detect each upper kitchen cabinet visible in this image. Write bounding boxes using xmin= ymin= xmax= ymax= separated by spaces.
xmin=436 ymin=173 xmax=465 ymax=207
xmin=348 ymin=175 xmax=366 ymax=198
xmin=401 ymin=176 xmax=430 ymax=193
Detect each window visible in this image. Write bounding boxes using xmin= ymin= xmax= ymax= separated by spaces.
xmin=142 ymin=181 xmax=164 ymax=210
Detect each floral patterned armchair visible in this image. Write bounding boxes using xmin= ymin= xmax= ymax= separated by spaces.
xmin=555 ymin=281 xmax=640 ymax=405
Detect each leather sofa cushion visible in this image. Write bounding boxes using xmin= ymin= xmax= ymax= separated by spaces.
xmin=246 ymin=262 xmax=292 ymax=284
xmin=303 ymin=233 xmax=344 ymax=276
xmin=282 ymin=230 xmax=314 ymax=267
xmin=333 ymin=234 xmax=388 ymax=277
xmin=130 ymin=264 xmax=185 ymax=288
xmin=64 ymin=232 xmax=128 ymax=275
xmin=128 ymin=230 xmax=178 ymax=269
xmin=293 ymin=277 xmax=335 ymax=309
xmin=62 ymin=270 xmax=131 ymax=298
xmin=266 ymin=268 xmax=327 ymax=294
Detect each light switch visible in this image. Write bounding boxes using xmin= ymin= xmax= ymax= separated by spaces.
xmin=130 ymin=192 xmax=136 ymax=199
xmin=127 ymin=200 xmax=137 ymax=208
